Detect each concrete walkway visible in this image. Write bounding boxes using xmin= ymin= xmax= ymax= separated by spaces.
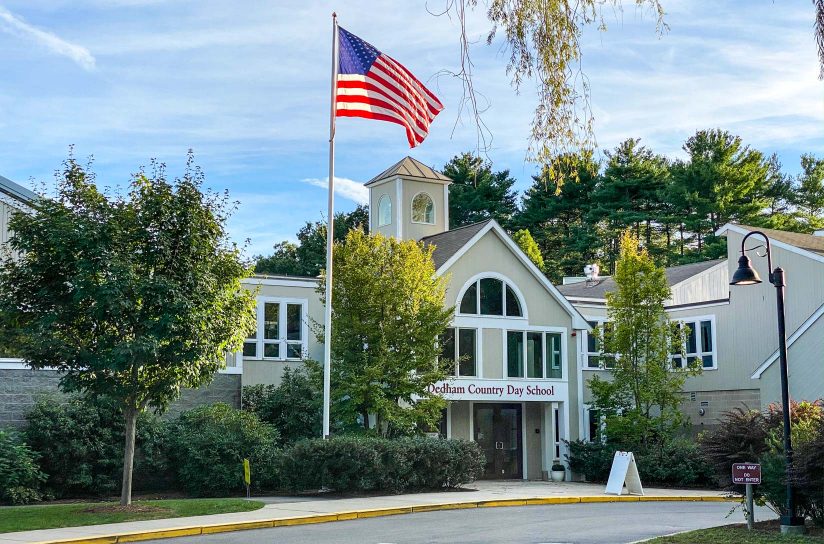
xmin=0 ymin=481 xmax=736 ymax=544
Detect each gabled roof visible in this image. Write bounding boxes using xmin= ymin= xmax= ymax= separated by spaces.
xmin=0 ymin=174 xmax=38 ymax=205
xmin=420 ymin=220 xmax=492 ymax=270
xmin=365 ymin=156 xmax=451 ymax=186
xmin=717 ymin=223 xmax=824 ymax=260
xmin=556 ymin=259 xmax=726 ymax=300
xmin=422 ymin=219 xmax=590 ymax=330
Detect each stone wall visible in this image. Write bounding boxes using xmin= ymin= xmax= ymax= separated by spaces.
xmin=0 ymin=368 xmax=241 ymax=429
xmin=681 ymin=388 xmax=760 ymax=435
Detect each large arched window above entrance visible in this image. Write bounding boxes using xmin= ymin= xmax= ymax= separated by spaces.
xmin=459 ymin=275 xmax=524 ymax=317
xmin=378 ymin=195 xmax=392 ymax=226
xmin=411 ymin=192 xmax=435 ymax=224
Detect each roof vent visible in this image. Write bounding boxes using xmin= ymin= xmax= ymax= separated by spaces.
xmin=814 ymin=230 xmax=824 ymax=237
xmin=584 ymin=264 xmax=600 ymax=286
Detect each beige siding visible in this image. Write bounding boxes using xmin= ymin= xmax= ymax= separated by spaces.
xmin=0 ymin=201 xmax=19 ymax=261
xmin=239 ymin=281 xmax=324 ymax=386
xmin=525 ymin=403 xmax=543 ymax=479
xmin=482 ymin=328 xmax=503 ymax=379
xmin=369 ymin=180 xmax=396 ymax=239
xmin=669 ymin=262 xmax=728 ymax=305
xmin=402 ymin=179 xmax=446 ymax=240
xmin=759 ymin=314 xmax=824 ymax=407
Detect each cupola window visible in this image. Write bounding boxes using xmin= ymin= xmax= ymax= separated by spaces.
xmin=378 ymin=195 xmax=392 ymax=226
xmin=411 ymin=192 xmax=435 ymax=224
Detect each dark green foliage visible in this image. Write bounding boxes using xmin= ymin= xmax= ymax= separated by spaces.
xmin=279 ymin=436 xmax=484 ymax=493
xmin=566 ymin=439 xmax=713 ymax=487
xmin=23 ymin=396 xmax=171 ymax=498
xmin=0 ymin=430 xmax=44 ymax=505
xmin=254 ymin=205 xmax=369 ymax=277
xmin=166 ymin=403 xmax=278 ymax=497
xmin=241 ymin=367 xmax=322 ymax=445
xmin=700 ymin=402 xmax=824 ymax=526
xmin=442 ymin=153 xmax=518 ymax=229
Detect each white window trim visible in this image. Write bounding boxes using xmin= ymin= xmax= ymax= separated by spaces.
xmin=583 ymin=404 xmax=606 ymax=443
xmin=243 ymin=296 xmax=309 ymax=362
xmin=443 ymin=326 xmax=480 ymax=378
xmin=455 ymin=272 xmax=529 ymax=320
xmin=500 ymin=326 xmax=567 ymax=381
xmin=410 ymin=191 xmax=436 ymax=225
xmin=377 ymin=194 xmax=392 ymax=227
xmin=672 ymin=314 xmax=718 ymax=371
xmin=581 ymin=317 xmax=615 ymax=371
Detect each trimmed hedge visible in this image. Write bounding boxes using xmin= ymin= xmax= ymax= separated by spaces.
xmin=567 ymin=438 xmax=714 ymax=487
xmin=279 ymin=436 xmax=485 ymax=493
xmin=0 ymin=430 xmax=45 ymax=504
xmin=166 ymin=403 xmax=279 ymax=497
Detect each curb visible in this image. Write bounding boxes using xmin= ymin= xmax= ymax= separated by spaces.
xmin=32 ymin=495 xmax=740 ymax=544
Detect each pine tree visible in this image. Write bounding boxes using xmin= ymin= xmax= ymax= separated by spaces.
xmin=442 ymin=153 xmax=518 ymax=229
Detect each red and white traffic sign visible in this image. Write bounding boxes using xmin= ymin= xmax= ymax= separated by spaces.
xmin=732 ymin=463 xmax=761 ymax=485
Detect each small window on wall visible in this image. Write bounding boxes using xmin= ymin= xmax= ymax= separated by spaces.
xmin=587 ymin=408 xmax=602 ymax=442
xmin=584 ymin=320 xmax=615 ymax=370
xmin=507 ymin=330 xmax=563 ymax=379
xmin=411 ymin=192 xmax=435 ymax=224
xmin=244 ymin=299 xmax=307 ymax=360
xmin=459 ymin=277 xmax=523 ymax=317
xmin=672 ymin=318 xmax=716 ymax=369
xmin=439 ymin=327 xmax=477 ymax=377
xmin=378 ymin=195 xmax=392 ymax=226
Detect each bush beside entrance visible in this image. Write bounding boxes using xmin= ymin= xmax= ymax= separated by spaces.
xmin=1 ymin=397 xmax=485 ymax=503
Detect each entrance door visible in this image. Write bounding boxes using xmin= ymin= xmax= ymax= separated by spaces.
xmin=473 ymin=403 xmax=523 ymax=479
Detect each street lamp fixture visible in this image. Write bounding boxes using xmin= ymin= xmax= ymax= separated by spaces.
xmin=729 ymin=231 xmax=805 ymax=533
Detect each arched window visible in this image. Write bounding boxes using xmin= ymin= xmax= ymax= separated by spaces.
xmin=378 ymin=195 xmax=392 ymax=226
xmin=459 ymin=276 xmax=523 ymax=317
xmin=411 ymin=192 xmax=435 ymax=224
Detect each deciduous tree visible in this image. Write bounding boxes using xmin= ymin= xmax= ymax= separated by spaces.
xmin=320 ymin=229 xmax=454 ymax=436
xmin=0 ymin=155 xmax=255 ymax=505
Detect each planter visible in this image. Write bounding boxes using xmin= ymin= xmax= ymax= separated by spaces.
xmin=550 ymin=469 xmax=566 ymax=482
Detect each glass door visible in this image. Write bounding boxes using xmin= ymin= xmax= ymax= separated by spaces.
xmin=473 ymin=403 xmax=523 ymax=479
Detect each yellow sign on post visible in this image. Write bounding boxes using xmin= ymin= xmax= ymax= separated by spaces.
xmin=243 ymin=458 xmax=251 ymax=486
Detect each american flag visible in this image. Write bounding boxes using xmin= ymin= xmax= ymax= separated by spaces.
xmin=336 ymin=26 xmax=443 ymax=148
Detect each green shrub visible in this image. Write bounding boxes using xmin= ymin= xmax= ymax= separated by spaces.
xmin=700 ymin=400 xmax=824 ymax=525
xmin=241 ymin=368 xmax=322 ymax=445
xmin=23 ymin=395 xmax=172 ymax=497
xmin=0 ymin=430 xmax=44 ymax=504
xmin=566 ymin=438 xmax=713 ymax=487
xmin=167 ymin=403 xmax=278 ymax=497
xmin=279 ymin=436 xmax=484 ymax=493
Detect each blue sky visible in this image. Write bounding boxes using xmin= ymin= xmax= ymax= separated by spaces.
xmin=0 ymin=1 xmax=822 ymax=257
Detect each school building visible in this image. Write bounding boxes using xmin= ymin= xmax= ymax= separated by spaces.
xmin=1 ymin=158 xmax=822 ymax=480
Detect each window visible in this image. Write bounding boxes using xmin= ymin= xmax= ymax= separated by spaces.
xmin=587 ymin=408 xmax=603 ymax=442
xmin=459 ymin=277 xmax=523 ymax=317
xmin=411 ymin=192 xmax=435 ymax=224
xmin=244 ymin=299 xmax=307 ymax=360
xmin=378 ymin=195 xmax=392 ymax=226
xmin=672 ymin=317 xmax=716 ymax=369
xmin=584 ymin=320 xmax=615 ymax=369
xmin=506 ymin=330 xmax=563 ymax=379
xmin=439 ymin=327 xmax=477 ymax=377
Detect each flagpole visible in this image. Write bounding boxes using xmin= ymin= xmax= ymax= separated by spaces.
xmin=322 ymin=12 xmax=338 ymax=440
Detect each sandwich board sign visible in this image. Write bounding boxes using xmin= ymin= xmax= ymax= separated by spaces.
xmin=604 ymin=451 xmax=644 ymax=496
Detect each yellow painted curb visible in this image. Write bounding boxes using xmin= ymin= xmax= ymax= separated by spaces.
xmin=356 ymin=507 xmax=413 ymax=519
xmin=31 ymin=495 xmax=735 ymax=544
xmin=117 ymin=527 xmax=202 ymax=542
xmin=412 ymin=502 xmax=478 ymax=512
xmin=478 ymin=499 xmax=528 ymax=508
xmin=200 ymin=520 xmax=274 ymax=534
xmin=274 ymin=514 xmax=339 ymax=526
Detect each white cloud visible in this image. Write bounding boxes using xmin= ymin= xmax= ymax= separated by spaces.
xmin=0 ymin=5 xmax=95 ymax=70
xmin=301 ymin=176 xmax=368 ymax=205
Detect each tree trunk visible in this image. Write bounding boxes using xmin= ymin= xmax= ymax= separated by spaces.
xmin=120 ymin=406 xmax=138 ymax=506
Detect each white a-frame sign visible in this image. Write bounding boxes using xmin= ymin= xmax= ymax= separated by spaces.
xmin=604 ymin=451 xmax=644 ymax=496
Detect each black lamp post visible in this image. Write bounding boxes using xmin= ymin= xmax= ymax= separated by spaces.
xmin=730 ymin=231 xmax=805 ymax=532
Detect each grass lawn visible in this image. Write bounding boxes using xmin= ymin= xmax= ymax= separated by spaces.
xmin=0 ymin=498 xmax=265 ymax=534
xmin=647 ymin=521 xmax=824 ymax=543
